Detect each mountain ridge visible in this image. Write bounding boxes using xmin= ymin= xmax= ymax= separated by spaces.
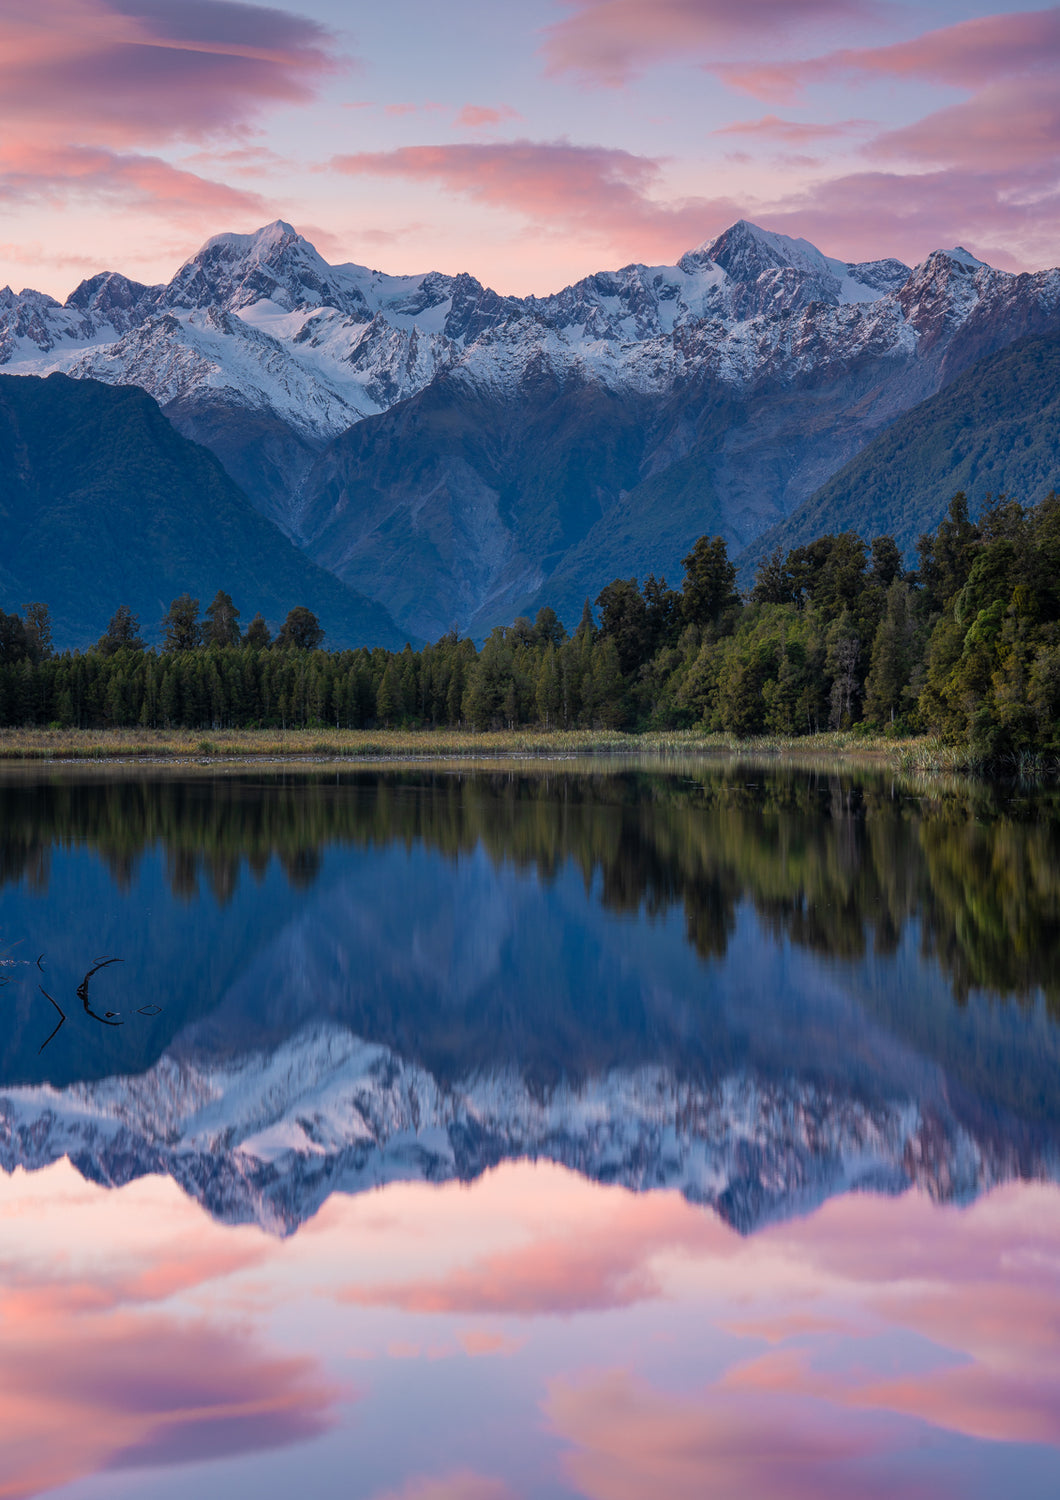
xmin=4 ymin=219 xmax=1059 ymax=637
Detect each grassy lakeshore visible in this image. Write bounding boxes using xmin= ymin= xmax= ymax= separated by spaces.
xmin=1 ymin=724 xmax=1053 ymax=775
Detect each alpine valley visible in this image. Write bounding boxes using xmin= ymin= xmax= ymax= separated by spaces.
xmin=4 ymin=219 xmax=1060 ymax=643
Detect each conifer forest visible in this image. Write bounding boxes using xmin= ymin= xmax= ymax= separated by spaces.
xmin=3 ymin=493 xmax=1059 ymax=759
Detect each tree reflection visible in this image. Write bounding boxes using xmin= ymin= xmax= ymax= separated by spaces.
xmin=2 ymin=764 xmax=1059 ymax=1014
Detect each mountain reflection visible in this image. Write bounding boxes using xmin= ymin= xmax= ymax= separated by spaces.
xmin=3 ymin=759 xmax=1060 ymax=1237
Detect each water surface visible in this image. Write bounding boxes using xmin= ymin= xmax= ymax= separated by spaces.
xmin=2 ymin=757 xmax=1059 ymax=1498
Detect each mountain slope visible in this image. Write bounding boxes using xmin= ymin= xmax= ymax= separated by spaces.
xmin=300 ymin=371 xmax=658 ymax=639
xmin=0 ymin=373 xmax=410 ymax=648
xmin=4 ymin=220 xmax=1060 ymax=634
xmin=738 ymin=333 xmax=1060 ymax=579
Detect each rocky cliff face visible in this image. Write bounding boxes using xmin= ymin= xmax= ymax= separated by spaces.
xmin=3 ymin=219 xmax=1058 ymax=635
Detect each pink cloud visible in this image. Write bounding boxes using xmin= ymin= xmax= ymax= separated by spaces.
xmin=825 ymin=6 xmax=1058 ymax=89
xmin=455 ymin=105 xmax=521 ymax=129
xmin=722 ymin=1333 xmax=1060 ymax=1450
xmin=759 ymin=162 xmax=1057 ymax=270
xmin=330 ymin=140 xmax=740 ymax=261
xmin=0 ymin=2 xmax=335 ymax=225
xmin=0 ymin=1311 xmax=339 ymax=1495
xmin=458 ymin=1328 xmax=525 ymax=1357
xmin=183 ymin=144 xmax=293 ymax=178
xmin=721 ymin=5 xmax=1060 ymax=99
xmin=385 ymin=102 xmax=447 ymax=118
xmin=714 ymin=114 xmax=872 ymax=143
xmin=720 ymin=1312 xmax=852 ymax=1343
xmin=542 ymin=0 xmax=870 ymax=86
xmin=871 ymin=76 xmax=1060 ymax=172
xmin=0 ymin=0 xmax=340 ymax=147
xmin=0 ymin=141 xmax=267 ymax=219
xmin=338 ymin=1193 xmax=735 ymax=1316
xmin=699 ymin=1184 xmax=1060 ymax=1449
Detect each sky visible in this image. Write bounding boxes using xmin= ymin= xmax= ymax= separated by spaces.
xmin=1 ymin=0 xmax=1058 ymax=300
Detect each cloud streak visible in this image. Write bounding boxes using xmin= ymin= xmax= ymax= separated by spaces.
xmin=542 ymin=0 xmax=870 ymax=86
xmin=338 ymin=1191 xmax=732 ymax=1316
xmin=330 ymin=140 xmax=739 ymax=261
xmin=714 ymin=115 xmax=872 ymax=144
xmin=0 ymin=0 xmax=340 ymax=146
xmin=0 ymin=1 xmax=339 ymax=231
xmin=0 ymin=142 xmax=267 ymax=217
xmin=545 ymin=1369 xmax=933 ymax=1500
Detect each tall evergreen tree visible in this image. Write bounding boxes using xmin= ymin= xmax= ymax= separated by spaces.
xmin=681 ymin=536 xmax=740 ymax=627
xmin=244 ymin=612 xmax=272 ymax=649
xmin=22 ymin=603 xmax=53 ymax=663
xmin=161 ymin=594 xmax=201 ymax=652
xmin=205 ymin=590 xmax=241 ymax=647
xmin=96 ymin=605 xmax=145 ymax=656
xmin=0 ymin=609 xmax=28 ymax=664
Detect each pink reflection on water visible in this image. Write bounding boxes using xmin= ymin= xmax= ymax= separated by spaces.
xmin=545 ymin=1368 xmax=937 ymax=1500
xmin=369 ymin=1473 xmax=521 ymax=1500
xmin=1 ymin=1162 xmax=1059 ymax=1497
xmin=0 ymin=1167 xmax=343 ymax=1497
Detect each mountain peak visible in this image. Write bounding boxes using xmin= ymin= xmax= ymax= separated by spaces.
xmin=916 ymin=246 xmax=994 ymax=276
xmin=944 ymin=246 xmax=991 ymax=270
xmin=196 ymin=219 xmax=304 ymax=260
xmin=694 ymin=220 xmax=832 ymax=281
xmin=676 ymin=219 xmax=906 ymax=311
xmin=169 ymin=221 xmax=364 ymax=316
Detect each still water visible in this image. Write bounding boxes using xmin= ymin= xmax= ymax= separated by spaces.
xmin=2 ymin=757 xmax=1060 ymax=1498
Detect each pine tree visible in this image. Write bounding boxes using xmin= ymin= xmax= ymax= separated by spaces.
xmin=376 ymin=658 xmax=403 ymax=725
xmin=22 ymin=603 xmax=53 ymax=663
xmin=245 ymin=613 xmax=272 ymax=649
xmin=535 ymin=645 xmax=561 ymax=727
xmin=863 ymin=581 xmax=915 ymax=726
xmin=204 ymin=590 xmax=241 ymax=647
xmin=161 ymin=595 xmax=201 ymax=652
xmin=97 ymin=605 xmax=145 ymax=656
xmin=681 ymin=536 xmax=740 ymax=627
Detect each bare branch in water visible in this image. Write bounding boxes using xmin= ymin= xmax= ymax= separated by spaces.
xmin=37 ymin=987 xmax=66 ymax=1053
xmin=78 ymin=958 xmax=124 ymax=1027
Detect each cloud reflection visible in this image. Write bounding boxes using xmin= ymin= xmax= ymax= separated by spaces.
xmin=337 ymin=1167 xmax=1060 ymax=1461
xmin=338 ymin=1192 xmax=727 ymax=1315
xmin=545 ymin=1369 xmax=930 ymax=1500
xmin=371 ymin=1473 xmax=520 ymax=1500
xmin=0 ymin=1211 xmax=340 ymax=1497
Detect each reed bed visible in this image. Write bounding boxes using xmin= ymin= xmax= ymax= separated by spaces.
xmin=0 ymin=724 xmax=936 ymax=765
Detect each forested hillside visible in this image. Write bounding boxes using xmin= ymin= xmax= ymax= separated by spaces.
xmin=0 ymin=373 xmax=409 ymax=650
xmin=3 ymin=493 xmax=1059 ymax=760
xmin=740 ymin=335 xmax=1060 ymax=577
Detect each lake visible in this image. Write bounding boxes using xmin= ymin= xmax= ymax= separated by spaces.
xmin=2 ymin=756 xmax=1060 ymax=1499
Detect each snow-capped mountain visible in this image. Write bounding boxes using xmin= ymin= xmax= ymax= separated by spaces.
xmin=1 ymin=1024 xmax=1047 ymax=1237
xmin=5 ymin=218 xmax=1051 ymax=434
xmin=3 ymin=219 xmax=1059 ymax=636
xmin=4 ymin=218 xmax=1024 ymax=436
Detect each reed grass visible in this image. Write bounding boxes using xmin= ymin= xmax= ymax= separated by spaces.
xmin=0 ymin=724 xmax=943 ymax=766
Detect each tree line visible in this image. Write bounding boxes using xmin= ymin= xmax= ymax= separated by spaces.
xmin=1 ymin=492 xmax=1058 ymax=755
